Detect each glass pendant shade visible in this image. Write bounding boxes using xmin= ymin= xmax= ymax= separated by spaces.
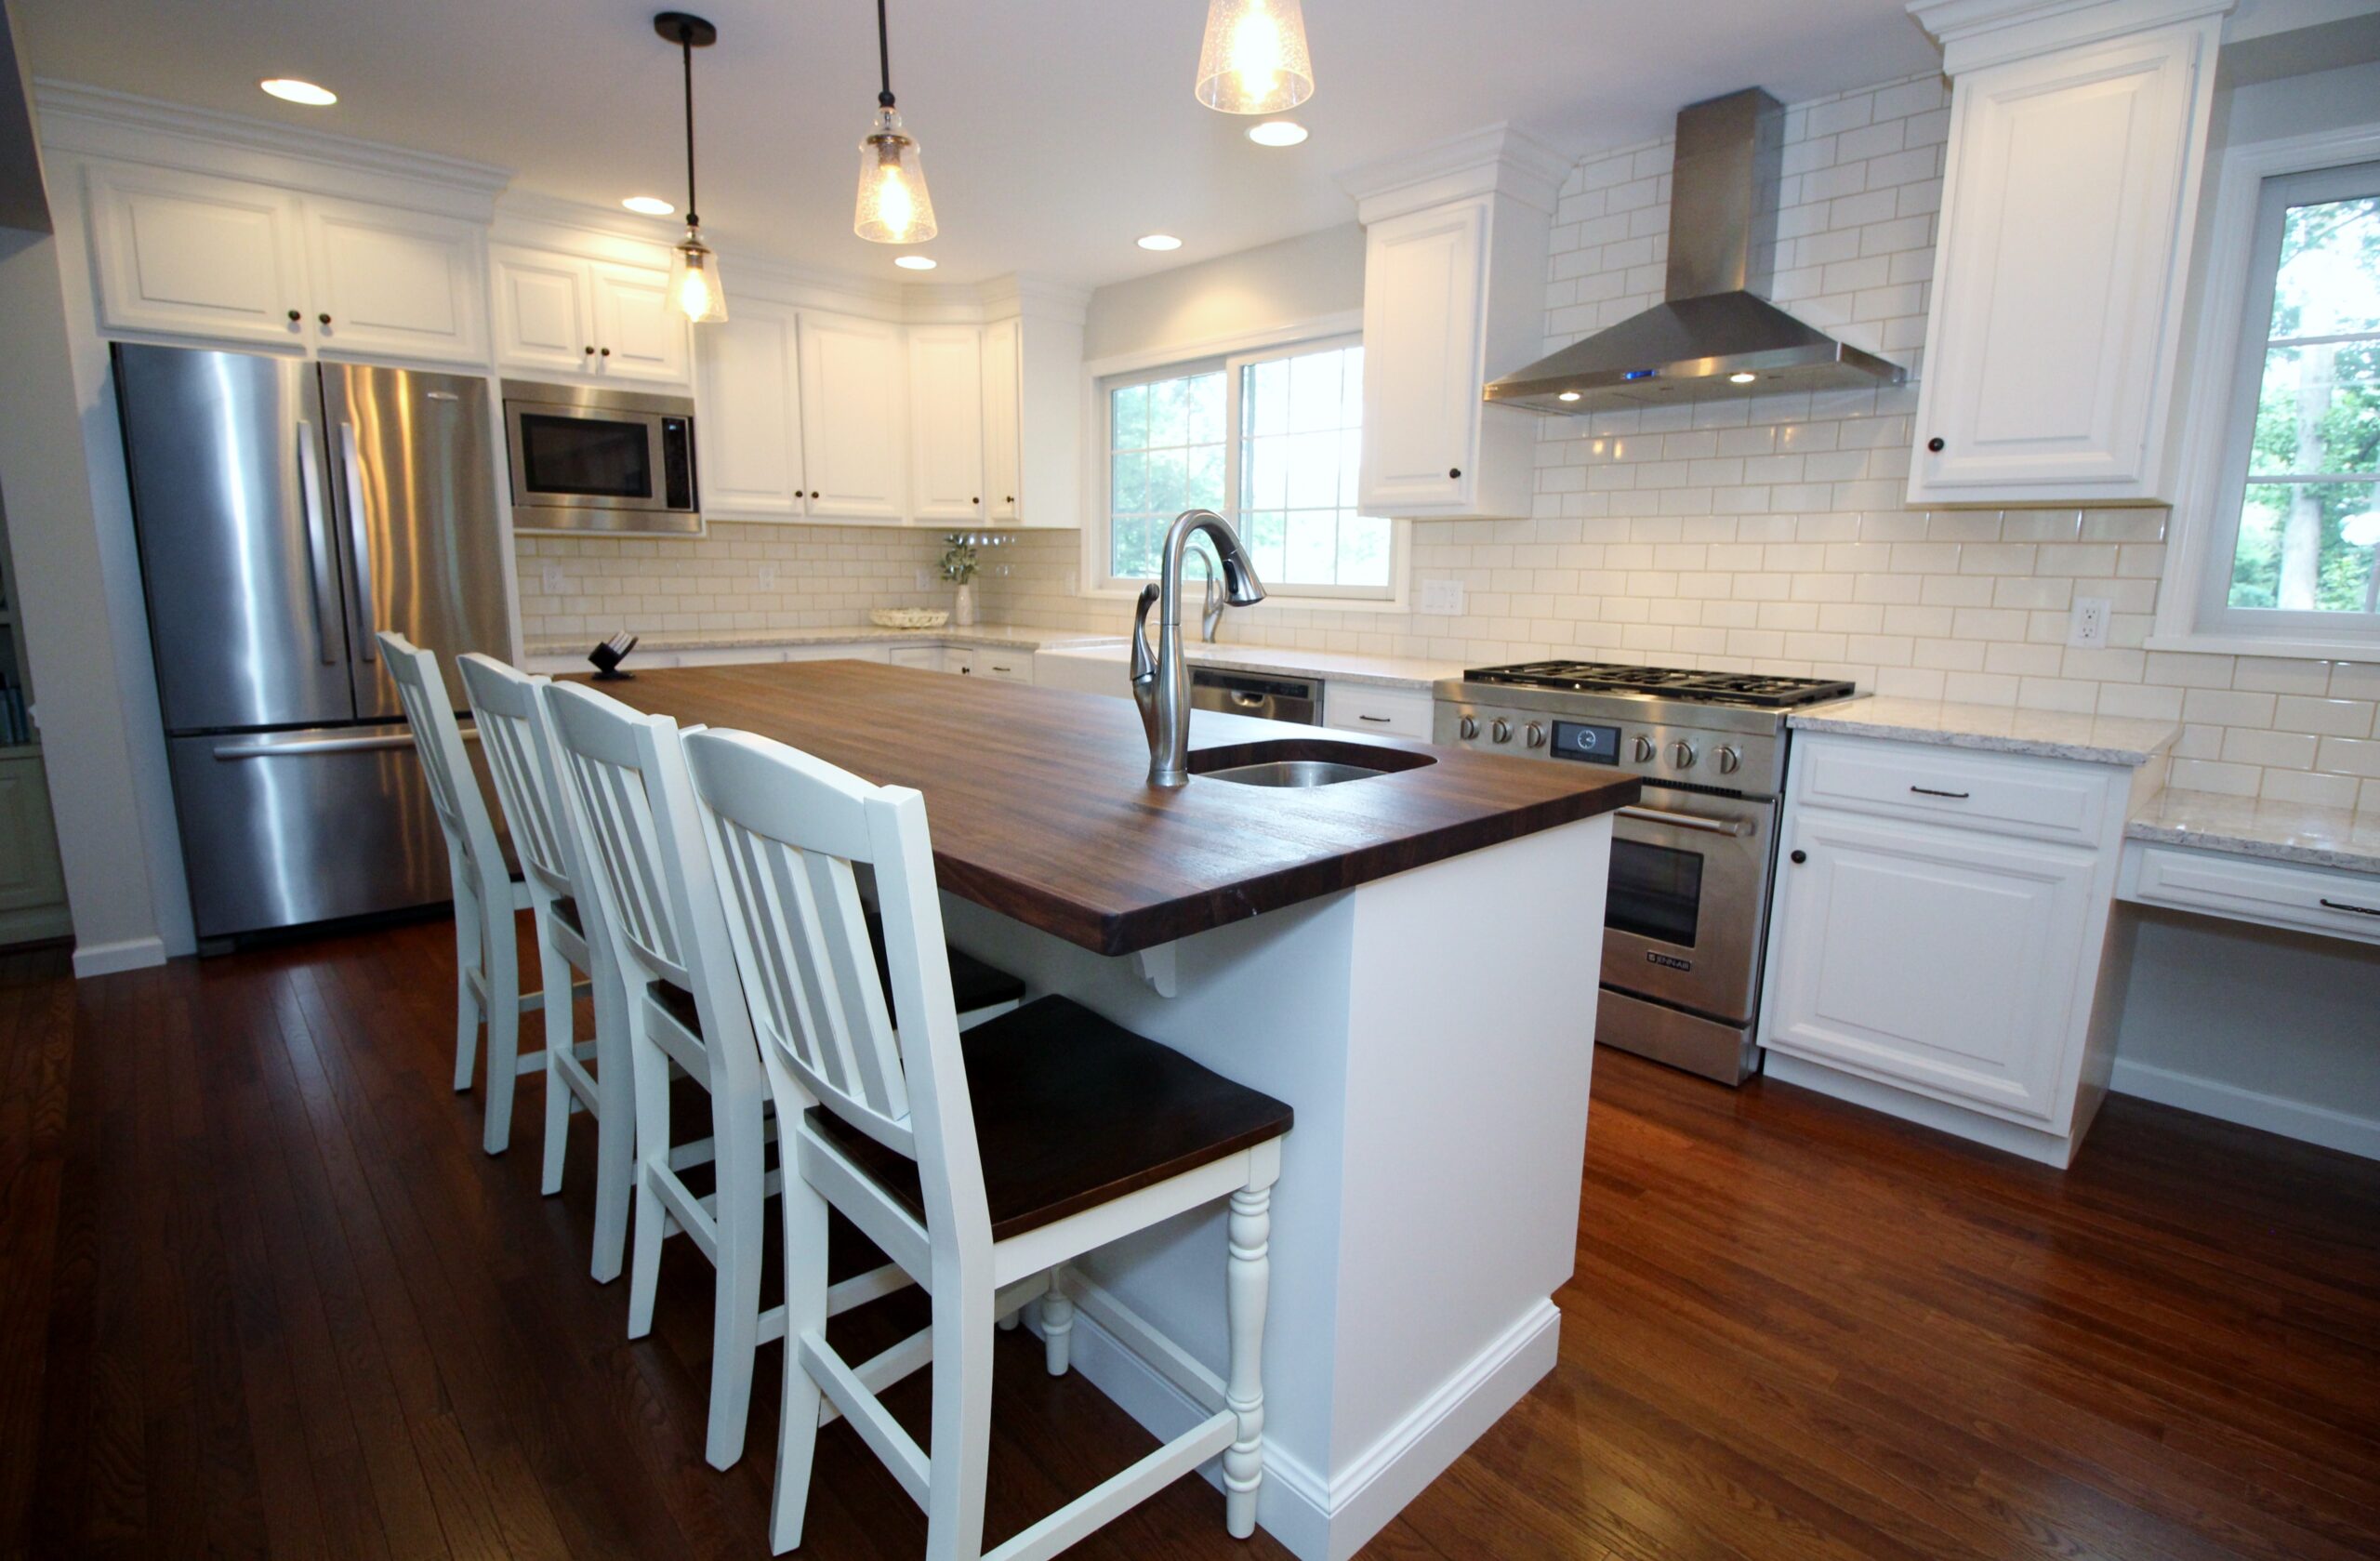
xmin=669 ymin=231 xmax=728 ymax=323
xmin=1196 ymin=0 xmax=1314 ymax=114
xmin=854 ymin=106 xmax=937 ymax=245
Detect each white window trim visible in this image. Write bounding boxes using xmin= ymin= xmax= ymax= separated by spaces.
xmin=2150 ymin=122 xmax=2380 ymax=660
xmin=1077 ymin=310 xmax=1414 ymax=613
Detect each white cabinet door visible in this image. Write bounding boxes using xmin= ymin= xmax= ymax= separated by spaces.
xmin=0 ymin=755 xmax=66 ymax=916
xmin=304 ymin=200 xmax=488 ymax=364
xmin=980 ymin=316 xmax=1023 ymax=522
xmin=1359 ymin=200 xmax=1487 ymax=514
xmin=1765 ymin=807 xmax=2095 ymax=1123
xmin=696 ymin=298 xmax=807 ymax=518
xmin=909 ymin=325 xmax=985 ymax=522
xmin=492 ymin=247 xmax=597 ymax=376
xmin=799 ymin=311 xmax=907 ymax=521
xmin=590 ymin=262 xmax=693 ymax=385
xmin=1908 ymin=21 xmax=2215 ymax=504
xmin=887 ymin=644 xmax=943 ymax=670
xmin=86 ymin=162 xmax=308 ymax=347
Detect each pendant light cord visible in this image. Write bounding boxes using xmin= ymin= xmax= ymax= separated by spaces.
xmin=680 ymin=22 xmax=700 ymax=228
xmin=877 ymin=0 xmax=895 ymax=108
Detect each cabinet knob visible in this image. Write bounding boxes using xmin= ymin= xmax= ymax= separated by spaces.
xmin=600 ymin=347 xmax=611 ymax=357
xmin=810 ymin=490 xmax=820 ymax=499
xmin=318 ymin=312 xmax=331 ymax=326
xmin=1448 ymin=467 xmax=1462 ymax=479
xmin=1005 ymin=496 xmax=1014 ymax=504
xmin=1926 ymin=437 xmax=1945 ymax=453
xmin=1790 ymin=849 xmax=1806 ymax=865
xmin=287 ymin=309 xmax=301 ymax=323
xmin=585 ymin=345 xmax=596 ymax=355
xmin=972 ymin=496 xmax=980 ymax=505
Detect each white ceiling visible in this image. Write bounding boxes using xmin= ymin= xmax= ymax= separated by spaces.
xmin=14 ymin=0 xmax=1947 ymax=289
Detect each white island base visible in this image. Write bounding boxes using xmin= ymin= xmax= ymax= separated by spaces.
xmin=940 ymin=814 xmax=1614 ymax=1561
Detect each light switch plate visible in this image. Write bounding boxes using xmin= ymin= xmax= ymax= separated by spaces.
xmin=758 ymin=561 xmax=778 ymax=590
xmin=2067 ymin=596 xmax=2110 ymax=649
xmin=915 ymin=566 xmax=934 ymax=591
xmin=1419 ymin=579 xmax=1466 ymax=616
xmin=540 ymin=563 xmax=567 ymax=595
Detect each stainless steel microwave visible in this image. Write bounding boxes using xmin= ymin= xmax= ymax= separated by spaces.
xmin=502 ymin=380 xmax=701 ymax=536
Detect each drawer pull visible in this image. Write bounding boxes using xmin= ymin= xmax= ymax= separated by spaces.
xmin=2320 ymin=898 xmax=2380 ymax=917
xmin=1910 ymin=786 xmax=1971 ymax=799
xmin=1358 ymin=713 xmax=1391 ymax=723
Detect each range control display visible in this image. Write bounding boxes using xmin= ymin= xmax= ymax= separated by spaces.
xmin=1551 ymin=720 xmax=1623 ymax=764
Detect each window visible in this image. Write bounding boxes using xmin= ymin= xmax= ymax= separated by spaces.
xmin=2201 ymin=162 xmax=2380 ymax=639
xmin=1102 ymin=337 xmax=1397 ymax=600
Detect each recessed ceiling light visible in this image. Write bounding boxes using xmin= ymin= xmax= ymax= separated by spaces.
xmin=1247 ymin=121 xmax=1308 ymax=147
xmin=1557 ymin=391 xmax=1581 ymax=402
xmin=1727 ymin=371 xmax=1758 ymax=384
xmin=1137 ymin=233 xmax=1183 ymax=252
xmin=259 ymin=78 xmax=337 ymax=106
xmin=622 ymin=195 xmax=676 ymax=217
xmin=894 ymin=255 xmax=937 ymax=271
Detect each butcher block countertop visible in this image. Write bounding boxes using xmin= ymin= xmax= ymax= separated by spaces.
xmin=576 ymin=660 xmax=1641 ymax=956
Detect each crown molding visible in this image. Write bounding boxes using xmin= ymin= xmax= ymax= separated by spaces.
xmin=978 ymin=273 xmax=1092 ymax=324
xmin=33 ymin=78 xmax=512 ymax=218
xmin=1908 ymin=0 xmax=2235 ymax=73
xmin=1339 ymin=121 xmax=1575 ymax=224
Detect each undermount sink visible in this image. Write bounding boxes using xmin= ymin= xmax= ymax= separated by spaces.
xmin=1188 ymin=738 xmax=1436 ymax=788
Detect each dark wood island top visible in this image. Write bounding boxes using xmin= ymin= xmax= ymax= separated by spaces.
xmin=577 ymin=659 xmax=1640 ymax=955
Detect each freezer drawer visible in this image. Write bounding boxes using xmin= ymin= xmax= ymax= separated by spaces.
xmin=165 ymin=725 xmax=480 ymax=940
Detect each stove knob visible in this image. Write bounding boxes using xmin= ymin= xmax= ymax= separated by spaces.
xmin=1490 ymin=718 xmax=1513 ymax=745
xmin=1670 ymin=739 xmax=1698 ymax=770
xmin=1525 ymin=721 xmax=1546 ymax=749
xmin=1632 ymin=734 xmax=1656 ymax=763
xmin=1714 ymin=745 xmax=1741 ymax=775
xmin=1458 ymin=714 xmax=1479 ymax=740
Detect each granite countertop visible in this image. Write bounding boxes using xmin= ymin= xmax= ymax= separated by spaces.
xmin=2125 ymin=787 xmax=2380 ymax=876
xmin=1788 ymin=696 xmax=2179 ymax=767
xmin=524 ymin=623 xmax=1110 ymax=657
xmin=1036 ymin=639 xmax=1464 ymax=693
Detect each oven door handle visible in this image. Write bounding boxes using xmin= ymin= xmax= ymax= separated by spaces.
xmin=1617 ymin=803 xmax=1752 ymax=838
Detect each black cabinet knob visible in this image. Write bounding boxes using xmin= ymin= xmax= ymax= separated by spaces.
xmin=585 ymin=345 xmax=596 ymax=355
xmin=318 ymin=312 xmax=331 ymax=325
xmin=1005 ymin=496 xmax=1014 ymax=504
xmin=1790 ymin=850 xmax=1807 ymax=865
xmin=1448 ymin=467 xmax=1462 ymax=479
xmin=972 ymin=496 xmax=980 ymax=505
xmin=287 ymin=309 xmax=301 ymax=322
xmin=600 ymin=347 xmax=611 ymax=357
xmin=1926 ymin=437 xmax=1945 ymax=453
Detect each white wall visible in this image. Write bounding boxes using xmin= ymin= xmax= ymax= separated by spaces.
xmin=1081 ymin=222 xmax=1364 ymax=363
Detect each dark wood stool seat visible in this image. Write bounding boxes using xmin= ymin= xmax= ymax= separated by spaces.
xmin=807 ymin=995 xmax=1294 ymax=1242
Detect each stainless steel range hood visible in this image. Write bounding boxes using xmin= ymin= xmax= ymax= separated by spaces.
xmin=1485 ymin=87 xmax=1904 ymax=416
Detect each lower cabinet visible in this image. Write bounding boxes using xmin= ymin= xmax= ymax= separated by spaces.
xmin=0 ymin=750 xmax=71 ymax=946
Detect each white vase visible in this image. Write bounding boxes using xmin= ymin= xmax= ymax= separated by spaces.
xmin=953 ymin=580 xmax=976 ymax=627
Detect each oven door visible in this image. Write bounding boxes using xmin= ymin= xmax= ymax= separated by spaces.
xmin=1601 ymin=789 xmax=1774 ymax=1025
xmin=506 ymin=401 xmax=669 ymax=516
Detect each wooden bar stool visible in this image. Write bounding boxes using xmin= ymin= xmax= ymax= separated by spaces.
xmin=381 ymin=632 xmax=581 ymax=1157
xmin=680 ymin=724 xmax=1292 ymax=1560
xmin=457 ymin=653 xmax=633 ymax=1281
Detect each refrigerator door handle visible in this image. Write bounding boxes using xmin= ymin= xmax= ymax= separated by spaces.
xmin=338 ymin=421 xmax=379 ymax=661
xmin=213 ymin=728 xmax=478 ymax=760
xmin=294 ymin=421 xmax=341 ymax=666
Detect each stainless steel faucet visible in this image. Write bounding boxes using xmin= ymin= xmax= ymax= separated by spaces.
xmin=1130 ymin=509 xmax=1266 ymax=787
xmin=1195 ymin=546 xmax=1226 ymax=642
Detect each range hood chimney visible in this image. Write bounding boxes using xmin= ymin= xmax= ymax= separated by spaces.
xmin=1485 ymin=87 xmax=1905 ymax=416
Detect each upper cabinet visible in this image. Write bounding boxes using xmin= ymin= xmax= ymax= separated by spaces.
xmin=908 ymin=324 xmax=985 ymax=521
xmin=980 ymin=316 xmax=1023 ymax=522
xmin=799 ymin=311 xmax=908 ymax=521
xmin=1906 ymin=0 xmax=2228 ymax=506
xmin=491 ymin=245 xmax=690 ymax=387
xmin=1344 ymin=127 xmax=1565 ymax=520
xmin=86 ymin=162 xmax=487 ymax=364
xmin=696 ymin=297 xmax=808 ymax=518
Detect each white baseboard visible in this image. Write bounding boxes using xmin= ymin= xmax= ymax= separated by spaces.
xmin=1035 ymin=1294 xmax=1560 ymax=1561
xmin=2110 ymin=1057 xmax=2380 ymax=1162
xmin=72 ymin=934 xmax=166 ymax=978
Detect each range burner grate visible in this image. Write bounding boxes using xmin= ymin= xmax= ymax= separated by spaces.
xmin=1461 ymin=660 xmax=1856 ymax=708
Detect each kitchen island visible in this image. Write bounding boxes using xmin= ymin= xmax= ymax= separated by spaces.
xmin=588 ymin=661 xmax=1639 ymax=1560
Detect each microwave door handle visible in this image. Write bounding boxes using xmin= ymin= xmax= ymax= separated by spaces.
xmin=337 ymin=422 xmax=378 ymax=661
xmin=295 ymin=421 xmax=339 ymax=665
xmin=1617 ymin=803 xmax=1752 ymax=838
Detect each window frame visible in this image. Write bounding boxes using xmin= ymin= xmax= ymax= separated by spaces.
xmin=2154 ymin=125 xmax=2380 ymax=659
xmin=1083 ymin=319 xmax=1409 ymax=610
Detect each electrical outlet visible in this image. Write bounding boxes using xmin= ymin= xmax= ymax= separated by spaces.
xmin=1419 ymin=579 xmax=1466 ymax=616
xmin=758 ymin=561 xmax=777 ymax=590
xmin=2067 ymin=595 xmax=2111 ymax=649
xmin=540 ymin=562 xmax=567 ymax=596
xmin=916 ymin=566 xmax=934 ymax=591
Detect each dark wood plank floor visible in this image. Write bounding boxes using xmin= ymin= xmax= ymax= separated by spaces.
xmin=4 ymin=914 xmax=2376 ymax=1560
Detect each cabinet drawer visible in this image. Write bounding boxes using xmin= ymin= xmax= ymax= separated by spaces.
xmin=1323 ymin=683 xmax=1434 ymax=739
xmin=2125 ymin=846 xmax=2380 ymax=946
xmin=1794 ymin=739 xmax=2107 ymax=845
xmin=951 ymin=649 xmax=1031 ymax=683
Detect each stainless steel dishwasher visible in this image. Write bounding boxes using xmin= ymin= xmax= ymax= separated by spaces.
xmin=1190 ymin=668 xmax=1320 ymax=724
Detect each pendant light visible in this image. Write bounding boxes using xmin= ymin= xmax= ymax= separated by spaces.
xmin=1196 ymin=0 xmax=1315 ymax=115
xmin=654 ymin=11 xmax=728 ymax=323
xmin=854 ymin=0 xmax=937 ymax=245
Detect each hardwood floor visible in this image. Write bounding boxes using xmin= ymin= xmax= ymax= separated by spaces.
xmin=4 ymin=915 xmax=2376 ymax=1560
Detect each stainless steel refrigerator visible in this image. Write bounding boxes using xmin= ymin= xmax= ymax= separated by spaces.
xmin=114 ymin=343 xmax=510 ymax=943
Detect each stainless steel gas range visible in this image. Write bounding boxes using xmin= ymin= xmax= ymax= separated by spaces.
xmin=1434 ymin=661 xmax=1859 ymax=1085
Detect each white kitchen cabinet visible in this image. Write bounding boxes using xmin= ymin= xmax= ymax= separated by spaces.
xmin=86 ymin=162 xmax=309 ymax=346
xmin=799 ymin=311 xmax=908 ymax=521
xmin=979 ymin=316 xmax=1023 ymax=522
xmin=696 ymin=297 xmax=808 ymax=518
xmin=907 ymin=324 xmax=986 ymax=522
xmin=887 ymin=644 xmax=943 ymax=670
xmin=1905 ymin=9 xmax=2222 ymax=505
xmin=949 ymin=646 xmax=1032 ymax=683
xmin=1322 ymin=682 xmax=1435 ymax=739
xmin=491 ymin=245 xmax=690 ymax=386
xmin=0 ymin=750 xmax=70 ymax=944
xmin=302 ymin=199 xmax=487 ymax=363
